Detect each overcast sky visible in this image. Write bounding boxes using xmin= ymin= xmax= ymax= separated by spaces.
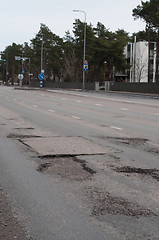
xmin=0 ymin=0 xmax=146 ymax=51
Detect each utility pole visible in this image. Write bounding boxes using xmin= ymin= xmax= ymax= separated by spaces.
xmin=6 ymin=51 xmax=9 ymax=85
xmin=41 ymin=35 xmax=44 ymax=73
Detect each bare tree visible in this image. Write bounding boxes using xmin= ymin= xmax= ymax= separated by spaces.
xmin=135 ymin=49 xmax=148 ymax=82
xmin=63 ymin=49 xmax=80 ymax=82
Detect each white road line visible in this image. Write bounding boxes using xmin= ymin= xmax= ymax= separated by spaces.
xmin=155 ymin=113 xmax=159 ymax=115
xmin=110 ymin=126 xmax=123 ymax=131
xmin=49 ymin=109 xmax=55 ymax=113
xmin=33 ymin=105 xmax=37 ymax=107
xmin=66 ymin=92 xmax=157 ymax=107
xmin=61 ymin=98 xmax=66 ymax=100
xmin=76 ymin=101 xmax=82 ymax=103
xmin=95 ymin=103 xmax=102 ymax=106
xmin=120 ymin=108 xmax=129 ymax=111
xmin=72 ymin=116 xmax=80 ymax=120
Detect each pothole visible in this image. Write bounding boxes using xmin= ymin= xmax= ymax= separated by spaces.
xmin=89 ymin=189 xmax=156 ymax=217
xmin=147 ymin=148 xmax=159 ymax=154
xmin=7 ymin=134 xmax=41 ymax=139
xmin=37 ymin=156 xmax=95 ymax=181
xmin=13 ymin=127 xmax=34 ymax=130
xmin=115 ymin=166 xmax=159 ymax=181
xmin=107 ymin=137 xmax=148 ymax=146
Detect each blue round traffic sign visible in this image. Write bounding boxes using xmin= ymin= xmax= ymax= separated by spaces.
xmin=38 ymin=73 xmax=45 ymax=80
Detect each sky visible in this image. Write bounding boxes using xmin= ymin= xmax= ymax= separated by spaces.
xmin=0 ymin=0 xmax=146 ymax=52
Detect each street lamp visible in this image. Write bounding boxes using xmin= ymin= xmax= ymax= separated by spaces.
xmin=73 ymin=10 xmax=86 ymax=90
xmin=41 ymin=35 xmax=44 ymax=73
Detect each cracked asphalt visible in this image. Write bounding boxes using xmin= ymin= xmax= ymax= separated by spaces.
xmin=0 ymin=86 xmax=159 ymax=240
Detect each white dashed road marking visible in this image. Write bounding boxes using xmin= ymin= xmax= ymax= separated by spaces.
xmin=120 ymin=108 xmax=129 ymax=111
xmin=95 ymin=104 xmax=102 ymax=106
xmin=72 ymin=116 xmax=80 ymax=120
xmin=110 ymin=126 xmax=123 ymax=131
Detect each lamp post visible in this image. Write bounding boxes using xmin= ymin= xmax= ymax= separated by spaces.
xmin=73 ymin=10 xmax=86 ymax=90
xmin=41 ymin=35 xmax=44 ymax=73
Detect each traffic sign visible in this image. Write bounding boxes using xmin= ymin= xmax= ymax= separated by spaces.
xmin=84 ymin=60 xmax=88 ymax=64
xmin=83 ymin=64 xmax=88 ymax=71
xmin=18 ymin=74 xmax=24 ymax=80
xmin=15 ymin=56 xmax=21 ymax=61
xmin=38 ymin=73 xmax=45 ymax=80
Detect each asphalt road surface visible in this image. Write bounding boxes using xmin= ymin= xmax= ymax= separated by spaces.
xmin=0 ymin=86 xmax=159 ymax=240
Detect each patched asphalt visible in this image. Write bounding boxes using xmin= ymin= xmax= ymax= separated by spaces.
xmin=21 ymin=136 xmax=109 ymax=156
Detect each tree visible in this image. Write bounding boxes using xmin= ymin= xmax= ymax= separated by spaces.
xmin=131 ymin=30 xmax=157 ymax=42
xmin=1 ymin=43 xmax=22 ymax=84
xmin=62 ymin=31 xmax=78 ymax=82
xmin=0 ymin=22 xmax=130 ymax=84
xmin=135 ymin=48 xmax=148 ymax=82
xmin=92 ymin=23 xmax=129 ymax=82
xmin=30 ymin=24 xmax=64 ymax=81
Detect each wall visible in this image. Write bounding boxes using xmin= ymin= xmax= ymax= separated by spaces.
xmin=30 ymin=80 xmax=159 ymax=94
xmin=110 ymin=82 xmax=159 ymax=94
xmin=30 ymin=80 xmax=95 ymax=90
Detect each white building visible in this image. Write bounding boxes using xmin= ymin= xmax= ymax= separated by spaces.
xmin=124 ymin=41 xmax=156 ymax=82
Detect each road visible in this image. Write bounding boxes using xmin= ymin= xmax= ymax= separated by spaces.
xmin=0 ymin=86 xmax=159 ymax=240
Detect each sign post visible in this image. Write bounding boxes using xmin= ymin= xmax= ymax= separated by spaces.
xmin=38 ymin=73 xmax=45 ymax=89
xmin=18 ymin=74 xmax=24 ymax=87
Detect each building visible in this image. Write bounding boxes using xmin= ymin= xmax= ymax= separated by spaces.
xmin=124 ymin=41 xmax=156 ymax=83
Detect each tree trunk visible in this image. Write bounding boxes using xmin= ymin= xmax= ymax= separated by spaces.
xmin=11 ymin=60 xmax=15 ymax=85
